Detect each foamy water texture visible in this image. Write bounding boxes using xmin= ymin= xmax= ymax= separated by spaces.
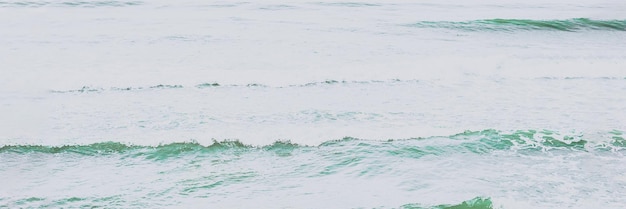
xmin=1 ymin=0 xmax=626 ymax=208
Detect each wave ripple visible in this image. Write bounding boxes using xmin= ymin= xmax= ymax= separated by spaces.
xmin=408 ymin=18 xmax=626 ymax=32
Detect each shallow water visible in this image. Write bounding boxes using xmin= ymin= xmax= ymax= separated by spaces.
xmin=1 ymin=0 xmax=625 ymax=208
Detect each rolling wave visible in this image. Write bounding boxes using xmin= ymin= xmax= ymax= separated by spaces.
xmin=407 ymin=18 xmax=626 ymax=32
xmin=2 ymin=130 xmax=623 ymax=158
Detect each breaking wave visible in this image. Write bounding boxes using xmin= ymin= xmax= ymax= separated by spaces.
xmin=2 ymin=130 xmax=623 ymax=158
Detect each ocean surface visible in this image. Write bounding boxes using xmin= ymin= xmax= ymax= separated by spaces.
xmin=1 ymin=0 xmax=626 ymax=208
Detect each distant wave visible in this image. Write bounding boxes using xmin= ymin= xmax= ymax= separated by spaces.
xmin=0 ymin=0 xmax=142 ymax=7
xmin=48 ymin=79 xmax=412 ymax=93
xmin=407 ymin=18 xmax=626 ymax=32
xmin=2 ymin=130 xmax=623 ymax=158
xmin=312 ymin=2 xmax=381 ymax=7
xmin=48 ymin=77 xmax=626 ymax=93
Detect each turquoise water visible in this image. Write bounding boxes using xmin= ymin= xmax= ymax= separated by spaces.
xmin=2 ymin=130 xmax=625 ymax=208
xmin=1 ymin=0 xmax=626 ymax=208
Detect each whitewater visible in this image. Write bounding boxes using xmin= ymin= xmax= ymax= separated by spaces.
xmin=1 ymin=0 xmax=625 ymax=208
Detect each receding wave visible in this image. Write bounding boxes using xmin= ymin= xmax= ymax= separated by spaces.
xmin=5 ymin=196 xmax=493 ymax=209
xmin=0 ymin=0 xmax=142 ymax=7
xmin=407 ymin=18 xmax=626 ymax=32
xmin=2 ymin=130 xmax=623 ymax=158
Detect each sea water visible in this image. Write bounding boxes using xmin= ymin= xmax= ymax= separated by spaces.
xmin=1 ymin=0 xmax=625 ymax=208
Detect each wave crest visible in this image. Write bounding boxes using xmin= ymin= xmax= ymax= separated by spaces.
xmin=1 ymin=130 xmax=623 ymax=158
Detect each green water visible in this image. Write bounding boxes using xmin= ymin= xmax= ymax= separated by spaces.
xmin=2 ymin=130 xmax=622 ymax=157
xmin=2 ymin=130 xmax=625 ymax=208
xmin=2 ymin=0 xmax=626 ymax=207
